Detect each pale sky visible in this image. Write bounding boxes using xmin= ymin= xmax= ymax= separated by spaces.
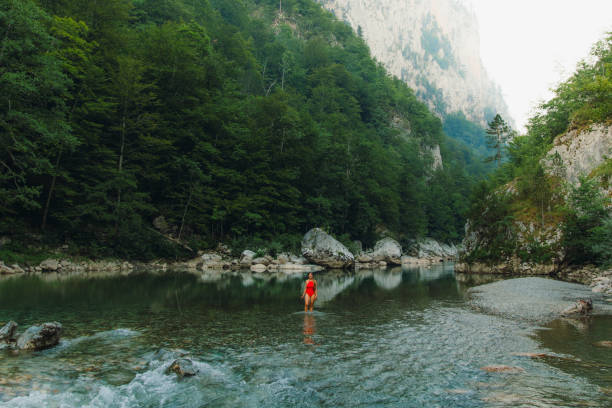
xmin=467 ymin=0 xmax=612 ymax=132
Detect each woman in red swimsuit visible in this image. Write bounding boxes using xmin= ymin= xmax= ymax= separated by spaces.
xmin=300 ymin=272 xmax=317 ymax=312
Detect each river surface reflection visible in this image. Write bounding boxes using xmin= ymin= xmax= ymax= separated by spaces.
xmin=0 ymin=265 xmax=610 ymax=407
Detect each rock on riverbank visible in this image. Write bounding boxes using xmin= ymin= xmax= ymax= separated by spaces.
xmin=301 ymin=228 xmax=355 ymax=269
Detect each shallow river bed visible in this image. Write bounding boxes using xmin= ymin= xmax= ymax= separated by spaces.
xmin=0 ymin=265 xmax=610 ymax=407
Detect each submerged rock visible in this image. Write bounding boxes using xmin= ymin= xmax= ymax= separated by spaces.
xmin=16 ymin=322 xmax=62 ymax=350
xmin=301 ymin=228 xmax=354 ymax=269
xmin=0 ymin=321 xmax=18 ymax=342
xmin=167 ymin=358 xmax=198 ymax=377
xmin=593 ymin=340 xmax=612 ymax=348
xmin=480 ymin=365 xmax=524 ymax=374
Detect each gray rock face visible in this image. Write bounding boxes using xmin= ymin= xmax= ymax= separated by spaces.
xmin=0 ymin=321 xmax=18 ymax=342
xmin=301 ymin=228 xmax=354 ymax=269
xmin=317 ymin=0 xmax=510 ymax=125
xmin=167 ymin=358 xmax=198 ymax=377
xmin=417 ymin=239 xmax=457 ymax=259
xmin=16 ymin=322 xmax=62 ymax=350
xmin=368 ymin=238 xmax=402 ymax=264
xmin=543 ymin=124 xmax=612 ymax=185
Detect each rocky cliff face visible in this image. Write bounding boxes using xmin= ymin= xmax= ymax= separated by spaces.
xmin=543 ymin=124 xmax=612 ymax=186
xmin=318 ymin=0 xmax=509 ymax=125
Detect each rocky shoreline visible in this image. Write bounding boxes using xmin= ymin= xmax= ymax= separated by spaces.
xmin=0 ymin=229 xmax=458 ymax=277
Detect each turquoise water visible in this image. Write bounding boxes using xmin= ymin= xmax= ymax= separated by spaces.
xmin=0 ymin=265 xmax=610 ymax=407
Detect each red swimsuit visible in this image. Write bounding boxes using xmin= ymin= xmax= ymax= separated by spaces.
xmin=305 ymin=280 xmax=315 ymax=296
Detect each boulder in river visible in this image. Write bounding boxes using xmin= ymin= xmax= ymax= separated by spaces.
xmin=167 ymin=358 xmax=198 ymax=377
xmin=16 ymin=322 xmax=62 ymax=350
xmin=301 ymin=228 xmax=354 ymax=269
xmin=0 ymin=321 xmax=18 ymax=342
xmin=368 ymin=237 xmax=402 ymax=264
xmin=561 ymin=299 xmax=593 ymax=316
xmin=250 ymin=264 xmax=267 ymax=273
xmin=40 ymin=258 xmax=60 ymax=272
xmin=240 ymin=250 xmax=256 ymax=266
xmin=0 ymin=261 xmax=18 ymax=275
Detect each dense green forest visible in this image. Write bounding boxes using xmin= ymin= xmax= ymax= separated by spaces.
xmin=464 ymin=33 xmax=612 ymax=268
xmin=1 ymin=0 xmax=486 ymax=260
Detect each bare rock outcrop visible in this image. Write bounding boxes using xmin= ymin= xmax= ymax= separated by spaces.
xmin=301 ymin=228 xmax=354 ymax=269
xmin=543 ymin=124 xmax=612 ymax=184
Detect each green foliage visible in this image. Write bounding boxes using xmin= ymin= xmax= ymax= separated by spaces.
xmin=484 ymin=114 xmax=512 ymax=166
xmin=563 ymin=177 xmax=611 ymax=266
xmin=527 ymin=33 xmax=612 ymax=140
xmin=1 ymin=0 xmax=480 ymax=260
xmin=465 ymin=33 xmax=612 ymax=266
xmin=591 ymin=216 xmax=612 ymax=268
xmin=464 ymin=182 xmax=517 ymax=263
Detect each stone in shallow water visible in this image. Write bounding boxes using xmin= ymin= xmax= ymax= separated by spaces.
xmin=167 ymin=358 xmax=198 ymax=377
xmin=0 ymin=321 xmax=18 ymax=342
xmin=593 ymin=340 xmax=612 ymax=348
xmin=480 ymin=365 xmax=525 ymax=374
xmin=511 ymin=352 xmax=551 ymax=358
xmin=16 ymin=322 xmax=62 ymax=350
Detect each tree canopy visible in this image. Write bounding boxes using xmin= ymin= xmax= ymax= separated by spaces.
xmin=1 ymin=0 xmax=485 ymax=259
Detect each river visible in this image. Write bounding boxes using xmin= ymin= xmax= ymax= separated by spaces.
xmin=0 ymin=265 xmax=610 ymax=407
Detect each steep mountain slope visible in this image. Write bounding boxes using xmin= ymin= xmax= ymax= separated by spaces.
xmin=0 ymin=0 xmax=479 ymax=259
xmin=318 ymin=0 xmax=510 ymax=126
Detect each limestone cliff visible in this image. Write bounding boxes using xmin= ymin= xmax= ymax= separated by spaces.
xmin=317 ymin=0 xmax=510 ymax=125
xmin=543 ymin=124 xmax=612 ymax=187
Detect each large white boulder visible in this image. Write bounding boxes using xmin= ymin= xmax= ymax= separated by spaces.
xmin=301 ymin=228 xmax=354 ymax=269
xmin=368 ymin=237 xmax=402 ymax=264
xmin=240 ymin=250 xmax=256 ymax=266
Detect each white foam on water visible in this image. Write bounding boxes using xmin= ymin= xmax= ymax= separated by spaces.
xmin=51 ymin=329 xmax=140 ymax=352
xmin=2 ymin=355 xmax=233 ymax=408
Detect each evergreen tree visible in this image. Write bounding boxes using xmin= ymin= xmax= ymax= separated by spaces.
xmin=484 ymin=114 xmax=511 ymax=166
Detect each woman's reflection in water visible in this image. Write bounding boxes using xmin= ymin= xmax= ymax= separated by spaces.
xmin=303 ymin=313 xmax=316 ymax=345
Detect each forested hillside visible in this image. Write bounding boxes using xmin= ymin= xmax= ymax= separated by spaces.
xmin=1 ymin=0 xmax=482 ymax=260
xmin=463 ymin=34 xmax=612 ymax=268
